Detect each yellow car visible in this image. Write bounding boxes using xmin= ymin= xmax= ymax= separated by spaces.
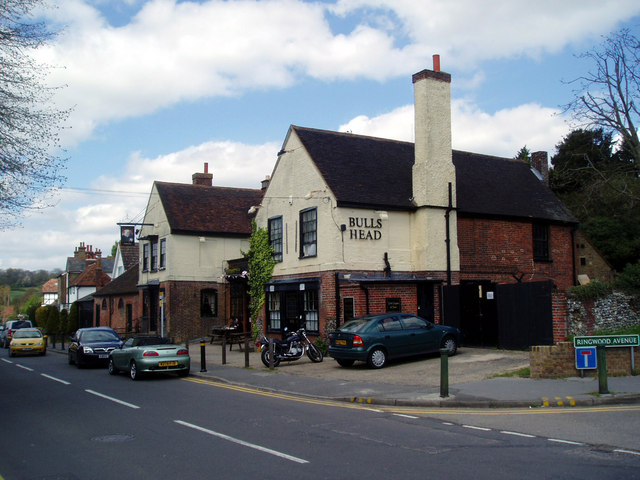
xmin=9 ymin=328 xmax=46 ymax=357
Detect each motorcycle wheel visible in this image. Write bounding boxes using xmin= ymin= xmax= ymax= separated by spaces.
xmin=261 ymin=347 xmax=281 ymax=368
xmin=307 ymin=344 xmax=323 ymax=363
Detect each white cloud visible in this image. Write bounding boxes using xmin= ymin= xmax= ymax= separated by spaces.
xmin=37 ymin=0 xmax=640 ymax=147
xmin=0 ymin=138 xmax=278 ymax=271
xmin=339 ymin=100 xmax=570 ymax=158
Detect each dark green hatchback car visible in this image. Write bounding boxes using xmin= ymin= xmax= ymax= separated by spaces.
xmin=328 ymin=313 xmax=461 ymax=368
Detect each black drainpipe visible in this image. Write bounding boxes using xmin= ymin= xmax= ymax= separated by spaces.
xmin=445 ymin=182 xmax=453 ymax=286
xmin=360 ymin=284 xmax=370 ymax=315
xmin=335 ymin=272 xmax=341 ymax=329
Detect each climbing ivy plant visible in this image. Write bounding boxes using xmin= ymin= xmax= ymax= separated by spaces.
xmin=243 ymin=221 xmax=275 ymax=338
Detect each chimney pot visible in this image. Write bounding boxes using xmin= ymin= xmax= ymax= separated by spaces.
xmin=204 ymin=162 xmax=208 ymax=174
xmin=433 ymin=54 xmax=440 ymax=72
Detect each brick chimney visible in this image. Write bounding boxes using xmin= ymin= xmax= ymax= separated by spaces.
xmin=531 ymin=151 xmax=549 ymax=186
xmin=192 ymin=162 xmax=213 ymax=186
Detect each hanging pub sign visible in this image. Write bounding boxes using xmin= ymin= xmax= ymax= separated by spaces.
xmin=120 ymin=225 xmax=135 ymax=245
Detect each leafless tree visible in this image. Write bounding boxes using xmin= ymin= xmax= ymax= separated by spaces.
xmin=0 ymin=0 xmax=69 ymax=228
xmin=564 ymin=29 xmax=640 ymax=166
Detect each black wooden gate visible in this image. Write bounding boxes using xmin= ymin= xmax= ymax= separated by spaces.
xmin=496 ymin=280 xmax=554 ymax=349
xmin=442 ymin=280 xmax=554 ymax=349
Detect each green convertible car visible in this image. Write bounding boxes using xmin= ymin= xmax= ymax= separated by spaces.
xmin=108 ymin=335 xmax=190 ymax=380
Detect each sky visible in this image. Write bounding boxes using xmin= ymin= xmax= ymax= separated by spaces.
xmin=2 ymin=0 xmax=640 ymax=272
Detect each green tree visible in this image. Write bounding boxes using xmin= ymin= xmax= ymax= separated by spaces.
xmin=550 ymin=128 xmax=640 ymax=270
xmin=45 ymin=305 xmax=58 ymax=334
xmin=242 ymin=221 xmax=275 ymax=338
xmin=515 ymin=145 xmax=531 ymax=163
xmin=0 ymin=0 xmax=70 ymax=227
xmin=59 ymin=308 xmax=69 ymax=334
xmin=35 ymin=305 xmax=47 ymax=328
xmin=22 ymin=294 xmax=42 ymax=322
xmin=67 ymin=302 xmax=78 ymax=333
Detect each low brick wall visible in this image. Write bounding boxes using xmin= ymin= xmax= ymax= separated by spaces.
xmin=530 ymin=342 xmax=639 ymax=378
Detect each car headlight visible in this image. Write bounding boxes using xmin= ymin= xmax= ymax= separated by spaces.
xmin=82 ymin=346 xmax=94 ymax=354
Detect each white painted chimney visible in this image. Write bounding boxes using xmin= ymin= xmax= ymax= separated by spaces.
xmin=412 ymin=54 xmax=455 ymax=207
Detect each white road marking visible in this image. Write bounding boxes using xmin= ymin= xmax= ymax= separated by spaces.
xmin=85 ymin=389 xmax=140 ymax=409
xmin=463 ymin=425 xmax=491 ymax=431
xmin=500 ymin=430 xmax=536 ymax=438
xmin=41 ymin=373 xmax=70 ymax=385
xmin=175 ymin=420 xmax=309 ymax=464
xmin=1 ymin=358 xmax=12 ymax=364
xmin=393 ymin=414 xmax=419 ymax=419
xmin=16 ymin=364 xmax=33 ymax=371
xmin=614 ymin=449 xmax=640 ymax=456
xmin=548 ymin=438 xmax=584 ymax=446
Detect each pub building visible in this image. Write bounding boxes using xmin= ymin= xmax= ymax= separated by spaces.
xmin=254 ymin=57 xmax=577 ymax=349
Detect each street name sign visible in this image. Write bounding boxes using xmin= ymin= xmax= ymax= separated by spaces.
xmin=573 ymin=334 xmax=639 ymax=348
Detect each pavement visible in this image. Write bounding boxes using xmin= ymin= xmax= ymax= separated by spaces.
xmin=48 ymin=340 xmax=640 ymax=408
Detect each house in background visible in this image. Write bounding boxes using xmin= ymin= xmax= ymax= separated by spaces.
xmin=42 ymin=278 xmax=58 ymax=306
xmin=255 ymin=59 xmax=577 ymax=348
xmin=58 ymin=243 xmax=114 ymax=311
xmin=69 ymin=262 xmax=113 ymax=328
xmin=574 ymin=230 xmax=615 ymax=284
xmin=136 ymin=164 xmax=264 ymax=341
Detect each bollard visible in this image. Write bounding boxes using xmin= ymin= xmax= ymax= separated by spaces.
xmin=244 ymin=337 xmax=250 ymax=367
xmin=51 ymin=333 xmax=56 ymax=349
xmin=222 ymin=336 xmax=227 ymax=365
xmin=268 ymin=338 xmax=275 ymax=369
xmin=597 ymin=345 xmax=609 ymax=394
xmin=440 ymin=348 xmax=449 ymax=398
xmin=200 ymin=339 xmax=207 ymax=372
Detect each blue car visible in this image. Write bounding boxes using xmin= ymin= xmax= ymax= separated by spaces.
xmin=329 ymin=313 xmax=460 ymax=368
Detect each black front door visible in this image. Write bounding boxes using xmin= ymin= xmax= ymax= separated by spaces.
xmin=417 ymin=283 xmax=435 ymax=322
xmin=283 ymin=291 xmax=300 ymax=334
xmin=460 ymin=280 xmax=498 ymax=346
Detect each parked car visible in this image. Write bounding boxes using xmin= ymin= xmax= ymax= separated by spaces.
xmin=328 ymin=313 xmax=460 ymax=369
xmin=9 ymin=328 xmax=46 ymax=357
xmin=1 ymin=319 xmax=34 ymax=348
xmin=108 ymin=335 xmax=190 ymax=380
xmin=68 ymin=327 xmax=123 ymax=368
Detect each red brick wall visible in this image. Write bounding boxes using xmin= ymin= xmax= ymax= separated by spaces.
xmin=164 ymin=280 xmax=229 ymax=342
xmin=93 ymin=293 xmax=142 ymax=334
xmin=458 ymin=217 xmax=575 ymax=291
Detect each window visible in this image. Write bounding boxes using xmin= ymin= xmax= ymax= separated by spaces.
xmin=142 ymin=243 xmax=150 ymax=272
xmin=201 ymin=289 xmax=218 ymax=317
xmin=268 ymin=216 xmax=283 ymax=262
xmin=101 ymin=299 xmax=107 ymax=310
xmin=268 ymin=292 xmax=281 ymax=330
xmin=300 ymin=208 xmax=317 ymax=258
xmin=580 ymin=257 xmax=587 ymax=266
xmin=533 ymin=223 xmax=550 ymax=261
xmin=151 ymin=240 xmax=158 ymax=271
xmin=159 ymin=238 xmax=166 ymax=269
xmin=304 ymin=289 xmax=319 ymax=332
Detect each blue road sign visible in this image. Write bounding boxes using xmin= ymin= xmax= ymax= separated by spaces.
xmin=575 ymin=347 xmax=597 ymax=369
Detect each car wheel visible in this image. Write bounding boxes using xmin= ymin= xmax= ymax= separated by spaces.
xmin=336 ymin=359 xmax=355 ymax=367
xmin=130 ymin=361 xmax=139 ymax=381
xmin=68 ymin=352 xmax=74 ymax=365
xmin=178 ymin=368 xmax=189 ymax=377
xmin=8 ymin=350 xmax=13 ymax=357
xmin=108 ymin=358 xmax=118 ymax=375
xmin=441 ymin=336 xmax=458 ymax=356
xmin=367 ymin=347 xmax=387 ymax=369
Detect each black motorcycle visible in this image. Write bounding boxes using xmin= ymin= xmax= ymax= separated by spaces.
xmin=257 ymin=327 xmax=323 ymax=367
